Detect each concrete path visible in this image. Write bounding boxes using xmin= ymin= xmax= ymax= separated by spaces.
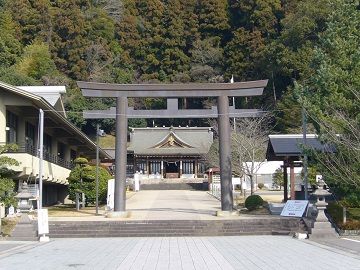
xmin=0 ymin=236 xmax=359 ymax=270
xmin=50 ymin=190 xmax=268 ymax=221
xmin=124 ymin=190 xmax=221 ymax=220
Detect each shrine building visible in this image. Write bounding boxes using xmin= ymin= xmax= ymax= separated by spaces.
xmin=127 ymin=126 xmax=213 ymax=180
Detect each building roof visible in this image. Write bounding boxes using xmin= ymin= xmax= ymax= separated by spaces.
xmin=266 ymin=134 xmax=335 ymax=161
xmin=18 ymin=86 xmax=67 ymax=117
xmin=128 ymin=127 xmax=213 ymax=156
xmin=18 ymin=86 xmax=66 ymax=106
xmin=0 ymin=81 xmax=111 ymax=159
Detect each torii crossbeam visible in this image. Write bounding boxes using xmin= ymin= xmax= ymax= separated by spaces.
xmin=77 ymin=80 xmax=268 ymax=217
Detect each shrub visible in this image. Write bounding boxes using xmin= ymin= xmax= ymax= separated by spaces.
xmin=67 ymin=161 xmax=112 ymax=205
xmin=340 ymin=220 xmax=360 ymax=230
xmin=257 ymin=183 xmax=264 ymax=189
xmin=245 ymin=195 xmax=264 ymax=211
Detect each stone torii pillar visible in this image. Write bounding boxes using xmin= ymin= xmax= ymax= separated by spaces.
xmin=78 ymin=81 xmax=268 ymax=216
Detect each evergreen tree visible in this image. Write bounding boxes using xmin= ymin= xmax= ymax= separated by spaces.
xmin=160 ymin=0 xmax=190 ymax=79
xmin=0 ymin=11 xmax=22 ymax=68
xmin=197 ymin=0 xmax=229 ymax=38
xmin=298 ymin=0 xmax=360 ymax=196
xmin=51 ymin=0 xmax=90 ymax=80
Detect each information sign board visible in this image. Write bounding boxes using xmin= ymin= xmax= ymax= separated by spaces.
xmin=280 ymin=200 xmax=309 ymax=217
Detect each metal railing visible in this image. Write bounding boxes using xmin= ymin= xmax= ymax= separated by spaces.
xmin=1 ymin=142 xmax=74 ymax=170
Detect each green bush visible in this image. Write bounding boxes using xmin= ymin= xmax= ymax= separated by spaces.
xmin=257 ymin=183 xmax=264 ymax=189
xmin=67 ymin=161 xmax=112 ymax=205
xmin=245 ymin=195 xmax=264 ymax=211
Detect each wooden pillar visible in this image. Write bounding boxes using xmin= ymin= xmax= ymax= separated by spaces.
xmin=146 ymin=157 xmax=149 ymax=177
xmin=290 ymin=162 xmax=295 ymax=200
xmin=161 ymin=159 xmax=164 ymax=179
xmin=283 ymin=161 xmax=288 ymax=202
xmin=194 ymin=160 xmax=198 ymax=178
xmin=179 ymin=160 xmax=182 ymax=178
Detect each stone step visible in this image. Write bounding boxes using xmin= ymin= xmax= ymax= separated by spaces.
xmin=49 ymin=218 xmax=308 ymax=238
xmin=140 ymin=183 xmax=207 ymax=190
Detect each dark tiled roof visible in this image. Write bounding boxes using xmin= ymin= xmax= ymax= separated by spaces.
xmin=128 ymin=127 xmax=213 ymax=156
xmin=266 ymin=134 xmax=334 ymax=161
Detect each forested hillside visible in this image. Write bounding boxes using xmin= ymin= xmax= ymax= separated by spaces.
xmin=0 ymin=0 xmax=351 ymax=133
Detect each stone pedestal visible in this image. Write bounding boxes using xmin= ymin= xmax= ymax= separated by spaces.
xmin=106 ymin=211 xmax=130 ymax=218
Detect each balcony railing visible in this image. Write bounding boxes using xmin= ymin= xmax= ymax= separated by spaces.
xmin=1 ymin=142 xmax=74 ymax=170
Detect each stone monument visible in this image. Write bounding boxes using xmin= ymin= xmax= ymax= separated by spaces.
xmin=309 ymin=179 xmax=338 ymax=239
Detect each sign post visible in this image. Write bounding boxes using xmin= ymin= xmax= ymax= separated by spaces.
xmin=38 ymin=209 xmax=50 ymax=242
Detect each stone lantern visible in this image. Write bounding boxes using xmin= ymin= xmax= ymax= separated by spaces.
xmin=15 ymin=181 xmax=34 ymax=212
xmin=309 ymin=178 xmax=338 ymax=239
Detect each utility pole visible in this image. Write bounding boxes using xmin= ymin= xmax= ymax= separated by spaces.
xmin=95 ymin=124 xmax=100 ymax=215
xmin=302 ymin=107 xmax=308 ymax=200
xmin=38 ymin=109 xmax=44 ymax=209
xmin=231 ymin=75 xmax=236 ymax=131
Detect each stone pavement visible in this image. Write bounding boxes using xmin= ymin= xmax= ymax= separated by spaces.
xmin=312 ymin=237 xmax=360 ymax=256
xmin=0 ymin=236 xmax=359 ymax=270
xmin=48 ymin=190 xmax=283 ymax=221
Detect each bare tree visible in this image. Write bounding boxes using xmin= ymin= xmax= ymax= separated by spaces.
xmin=93 ymin=0 xmax=124 ymax=23
xmin=206 ymin=112 xmax=272 ymax=195
xmin=232 ymin=113 xmax=272 ymax=194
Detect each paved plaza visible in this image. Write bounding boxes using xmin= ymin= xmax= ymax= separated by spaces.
xmin=0 ymin=236 xmax=360 ymax=270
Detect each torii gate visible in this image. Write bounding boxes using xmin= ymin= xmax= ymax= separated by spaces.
xmin=77 ymin=80 xmax=268 ymax=217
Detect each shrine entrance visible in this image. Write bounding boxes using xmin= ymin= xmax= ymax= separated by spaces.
xmin=165 ymin=161 xmax=179 ymax=178
xmin=77 ymin=80 xmax=268 ymax=216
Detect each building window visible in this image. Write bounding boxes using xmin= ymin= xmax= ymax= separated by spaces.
xmin=183 ymin=160 xmax=194 ymax=174
xmin=198 ymin=161 xmax=206 ymax=174
xmin=57 ymin=142 xmax=66 ymax=159
xmin=43 ymin=134 xmax=52 ymax=155
xmin=149 ymin=161 xmax=161 ymax=174
xmin=136 ymin=160 xmax=146 ymax=173
xmin=6 ymin=110 xmax=18 ymax=143
xmin=25 ymin=122 xmax=35 ymax=146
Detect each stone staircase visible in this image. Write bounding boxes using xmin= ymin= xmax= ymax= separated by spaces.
xmin=49 ymin=218 xmax=308 ymax=238
xmin=140 ymin=182 xmax=207 ymax=190
xmin=10 ymin=214 xmax=38 ymax=241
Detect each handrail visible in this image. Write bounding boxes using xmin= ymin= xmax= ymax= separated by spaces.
xmin=0 ymin=142 xmax=74 ymax=170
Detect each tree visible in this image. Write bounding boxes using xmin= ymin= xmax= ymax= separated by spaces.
xmin=206 ymin=113 xmax=272 ymax=195
xmin=272 ymin=167 xmax=283 ymax=190
xmin=67 ymin=158 xmax=112 ymax=205
xmin=0 ymin=10 xmax=22 ymax=69
xmin=16 ymin=41 xmax=58 ymax=81
xmin=297 ymin=1 xmax=360 ymax=200
xmin=232 ymin=114 xmax=272 ymax=194
xmin=0 ymin=144 xmax=19 ymax=207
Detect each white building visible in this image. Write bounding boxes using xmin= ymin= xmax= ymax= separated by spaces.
xmin=0 ymin=81 xmax=110 ymax=206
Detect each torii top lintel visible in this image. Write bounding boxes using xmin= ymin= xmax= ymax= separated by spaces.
xmin=77 ymin=80 xmax=268 ymax=98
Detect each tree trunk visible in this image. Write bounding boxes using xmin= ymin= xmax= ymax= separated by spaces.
xmin=250 ymin=174 xmax=254 ymax=195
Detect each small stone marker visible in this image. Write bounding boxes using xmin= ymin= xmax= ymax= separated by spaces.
xmin=281 ymin=200 xmax=309 ymax=217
